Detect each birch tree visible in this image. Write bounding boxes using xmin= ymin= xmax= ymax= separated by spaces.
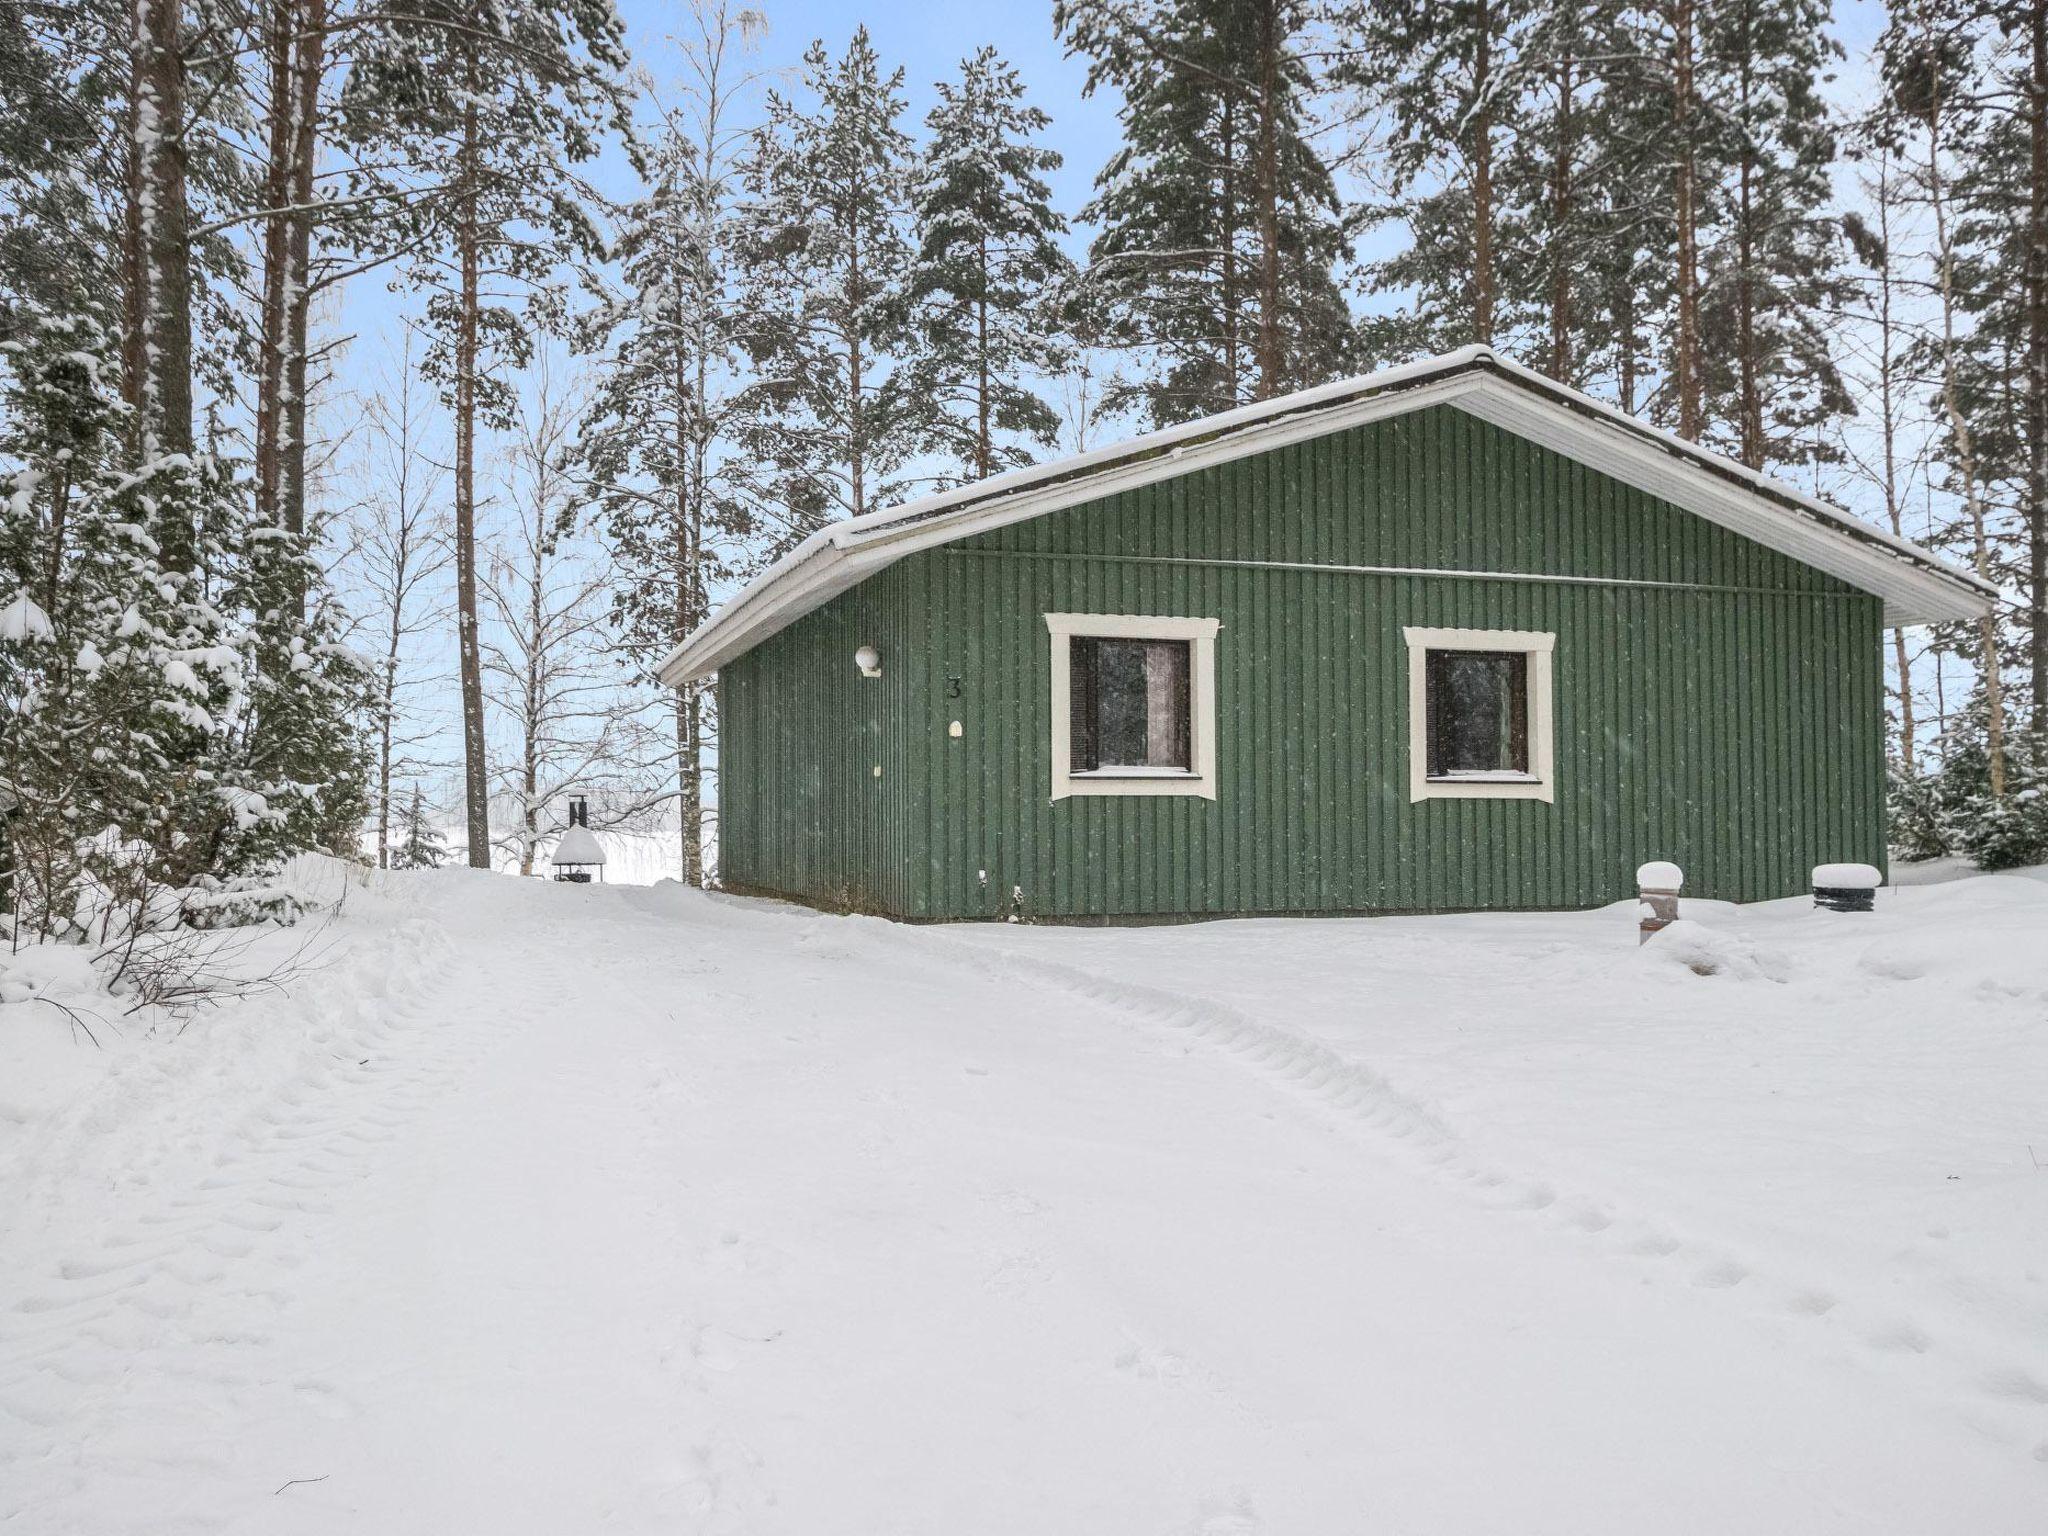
xmin=347 ymin=0 xmax=631 ymax=869
xmin=576 ymin=0 xmax=765 ymax=885
xmin=343 ymin=326 xmax=452 ymax=869
xmin=483 ymin=361 xmax=647 ymax=877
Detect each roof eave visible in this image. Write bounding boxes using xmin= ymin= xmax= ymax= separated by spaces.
xmin=657 ymin=349 xmax=1997 ymax=682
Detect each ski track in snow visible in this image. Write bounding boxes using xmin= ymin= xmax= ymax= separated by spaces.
xmin=915 ymin=925 xmax=2048 ymax=1467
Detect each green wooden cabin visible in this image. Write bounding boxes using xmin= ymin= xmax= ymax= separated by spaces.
xmin=660 ymin=349 xmax=1993 ymax=921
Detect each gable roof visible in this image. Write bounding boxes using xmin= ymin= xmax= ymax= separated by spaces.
xmin=657 ymin=347 xmax=1996 ymax=685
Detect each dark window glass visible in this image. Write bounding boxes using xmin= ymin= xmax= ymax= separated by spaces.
xmin=1426 ymin=650 xmax=1530 ymax=777
xmin=1070 ymin=638 xmax=1192 ymax=772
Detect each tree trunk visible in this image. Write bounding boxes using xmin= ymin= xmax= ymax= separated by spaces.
xmin=42 ymin=460 xmax=72 ymax=612
xmin=1473 ymin=0 xmax=1495 ymax=346
xmin=454 ymin=75 xmax=492 ymax=867
xmin=136 ymin=0 xmax=193 ymax=463
xmin=1672 ymin=0 xmax=1702 ymax=441
xmin=520 ymin=537 xmax=542 ymax=879
xmin=1737 ymin=148 xmax=1761 ymax=466
xmin=2029 ymin=0 xmax=2048 ymax=743
xmin=1927 ymin=78 xmax=2007 ymax=796
xmin=1254 ymin=0 xmax=1283 ymax=395
xmin=845 ymin=170 xmax=866 ymax=519
xmin=280 ymin=0 xmax=325 ymax=589
xmin=1219 ymin=96 xmax=1241 ymax=404
xmin=976 ymin=236 xmax=993 ymax=477
xmin=1548 ymin=48 xmax=1575 ymax=381
xmin=1874 ymin=152 xmax=1915 ymax=767
xmin=120 ymin=5 xmax=147 ymax=429
xmin=1617 ymin=280 xmax=1638 ymax=415
xmin=254 ymin=0 xmax=295 ymax=530
xmin=1735 ymin=8 xmax=1763 ymax=469
xmin=376 ymin=656 xmax=396 ymax=869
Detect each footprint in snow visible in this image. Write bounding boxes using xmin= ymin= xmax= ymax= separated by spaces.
xmin=1864 ymin=1322 xmax=1932 ymax=1355
xmin=1691 ymin=1260 xmax=1749 ymax=1289
xmin=1786 ymin=1290 xmax=1839 ymax=1317
xmin=1176 ymin=1491 xmax=1262 ymax=1535
xmin=1980 ymin=1367 xmax=2048 ymax=1405
xmin=692 ymin=1325 xmax=780 ymax=1374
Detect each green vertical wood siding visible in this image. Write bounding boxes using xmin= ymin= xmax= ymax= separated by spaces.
xmin=717 ymin=405 xmax=1886 ymax=919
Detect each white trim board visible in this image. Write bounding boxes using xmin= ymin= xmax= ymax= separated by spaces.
xmin=658 ymin=352 xmax=1996 ymax=685
xmin=1403 ymin=627 xmax=1557 ymax=804
xmin=1046 ymin=614 xmax=1220 ymax=802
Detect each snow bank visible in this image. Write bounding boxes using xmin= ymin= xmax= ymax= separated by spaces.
xmin=1639 ymin=917 xmax=1790 ymax=982
xmin=0 ymin=942 xmax=100 ymax=1009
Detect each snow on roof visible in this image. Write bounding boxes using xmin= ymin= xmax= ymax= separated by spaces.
xmin=551 ymin=824 xmax=606 ymax=866
xmin=656 ymin=348 xmax=1999 ymax=686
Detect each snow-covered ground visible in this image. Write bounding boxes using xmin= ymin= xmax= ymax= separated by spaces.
xmin=2 ymin=866 xmax=2045 ymax=1532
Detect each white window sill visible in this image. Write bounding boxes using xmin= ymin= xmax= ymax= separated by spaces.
xmin=1427 ymin=771 xmax=1541 ymax=784
xmin=1053 ymin=768 xmax=1215 ymax=800
xmin=1415 ymin=774 xmax=1553 ymax=803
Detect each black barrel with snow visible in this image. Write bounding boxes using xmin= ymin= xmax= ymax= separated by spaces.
xmin=1812 ymin=862 xmax=1880 ymax=913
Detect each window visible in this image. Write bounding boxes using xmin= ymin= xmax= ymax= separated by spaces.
xmin=1403 ymin=627 xmax=1556 ymax=803
xmin=1427 ymin=651 xmax=1528 ymax=778
xmin=1047 ymin=614 xmax=1219 ymax=800
xmin=1071 ymin=638 xmax=1191 ymax=773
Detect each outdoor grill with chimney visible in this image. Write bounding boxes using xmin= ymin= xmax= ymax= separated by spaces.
xmin=550 ymin=795 xmax=607 ymax=884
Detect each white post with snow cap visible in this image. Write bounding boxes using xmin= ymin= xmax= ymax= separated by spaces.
xmin=1812 ymin=863 xmax=1881 ymax=913
xmin=1637 ymin=861 xmax=1683 ymax=945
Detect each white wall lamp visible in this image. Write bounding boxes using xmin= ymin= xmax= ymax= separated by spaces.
xmin=854 ymin=644 xmax=882 ymax=679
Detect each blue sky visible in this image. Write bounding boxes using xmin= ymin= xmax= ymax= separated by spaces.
xmin=621 ymin=0 xmax=1121 ymax=221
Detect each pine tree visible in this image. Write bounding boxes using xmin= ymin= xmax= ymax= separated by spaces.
xmin=1333 ymin=0 xmax=1536 ymax=355
xmin=909 ymin=46 xmax=1073 ymax=483
xmin=389 ymin=784 xmax=448 ymax=870
xmin=1883 ymin=0 xmax=2016 ymax=795
xmin=1484 ymin=0 xmax=1654 ymax=392
xmin=344 ymin=0 xmax=632 ymax=870
xmin=1694 ymin=0 xmax=1850 ymax=473
xmin=0 ymin=0 xmax=123 ymax=330
xmin=577 ymin=0 xmax=764 ymax=885
xmin=1059 ymin=0 xmax=1355 ymax=426
xmin=1929 ymin=0 xmax=2048 ymax=744
xmin=738 ymin=28 xmax=923 ymax=536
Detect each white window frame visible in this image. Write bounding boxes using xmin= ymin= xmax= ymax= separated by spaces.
xmin=1047 ymin=613 xmax=1220 ymax=801
xmin=1403 ymin=626 xmax=1557 ymax=804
